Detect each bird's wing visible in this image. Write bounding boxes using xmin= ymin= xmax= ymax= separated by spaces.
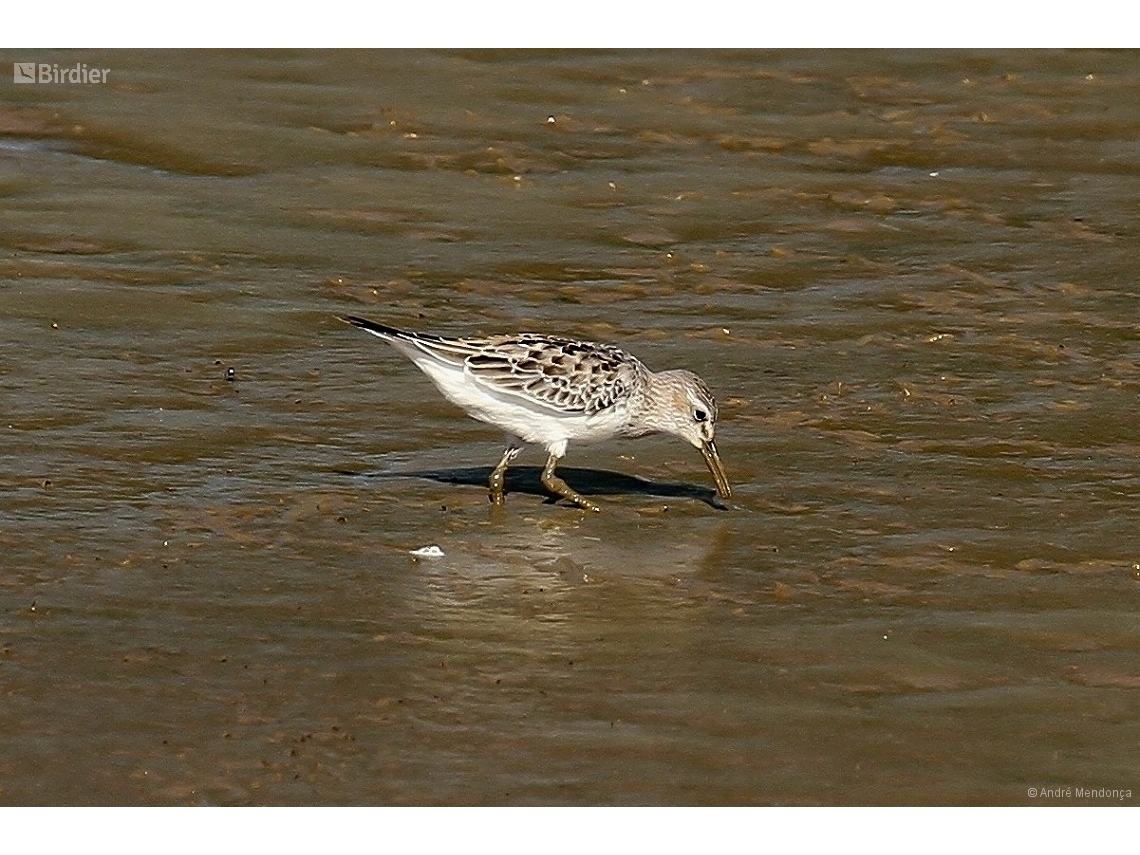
xmin=340 ymin=317 xmax=645 ymax=415
xmin=460 ymin=335 xmax=645 ymax=415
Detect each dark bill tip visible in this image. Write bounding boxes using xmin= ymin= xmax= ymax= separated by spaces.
xmin=700 ymin=440 xmax=731 ymax=499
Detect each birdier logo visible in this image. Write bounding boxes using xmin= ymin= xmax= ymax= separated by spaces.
xmin=13 ymin=62 xmax=109 ymax=84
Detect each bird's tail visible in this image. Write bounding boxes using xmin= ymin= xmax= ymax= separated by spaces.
xmin=338 ymin=314 xmax=482 ymax=364
xmin=337 ymin=315 xmax=409 ymax=340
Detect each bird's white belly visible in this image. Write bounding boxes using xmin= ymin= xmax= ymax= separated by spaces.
xmin=408 ymin=354 xmax=627 ymax=450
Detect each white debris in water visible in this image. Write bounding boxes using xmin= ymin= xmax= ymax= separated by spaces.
xmin=409 ymin=545 xmax=445 ymax=558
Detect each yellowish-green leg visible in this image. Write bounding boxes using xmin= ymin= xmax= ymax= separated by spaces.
xmin=541 ymin=453 xmax=601 ymax=512
xmin=488 ymin=445 xmax=521 ymax=505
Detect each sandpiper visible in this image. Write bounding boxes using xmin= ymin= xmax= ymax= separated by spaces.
xmin=338 ymin=315 xmax=731 ymax=511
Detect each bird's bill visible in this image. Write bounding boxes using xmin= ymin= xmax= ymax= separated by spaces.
xmin=700 ymin=440 xmax=732 ymax=499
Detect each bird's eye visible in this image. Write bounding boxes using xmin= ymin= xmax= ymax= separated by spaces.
xmin=694 ymin=409 xmax=707 ymax=422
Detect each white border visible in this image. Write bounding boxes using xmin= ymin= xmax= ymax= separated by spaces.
xmin=3 ymin=2 xmax=1131 ymax=48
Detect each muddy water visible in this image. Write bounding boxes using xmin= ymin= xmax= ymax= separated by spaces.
xmin=2 ymin=50 xmax=1139 ymax=805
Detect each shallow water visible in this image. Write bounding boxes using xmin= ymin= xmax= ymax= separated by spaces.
xmin=1 ymin=49 xmax=1139 ymax=805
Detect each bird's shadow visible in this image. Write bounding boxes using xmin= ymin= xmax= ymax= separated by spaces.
xmin=337 ymin=465 xmax=729 ymax=509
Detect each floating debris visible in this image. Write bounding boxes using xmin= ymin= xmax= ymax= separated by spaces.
xmin=409 ymin=545 xmax=445 ymax=558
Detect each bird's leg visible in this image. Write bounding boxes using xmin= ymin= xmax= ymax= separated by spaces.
xmin=488 ymin=443 xmax=521 ymax=505
xmin=540 ymin=452 xmax=601 ymax=512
